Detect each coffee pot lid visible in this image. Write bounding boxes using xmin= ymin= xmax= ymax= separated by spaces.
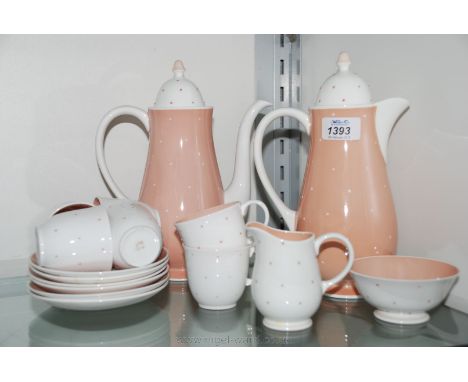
xmin=315 ymin=52 xmax=371 ymax=107
xmin=153 ymin=60 xmax=206 ymax=109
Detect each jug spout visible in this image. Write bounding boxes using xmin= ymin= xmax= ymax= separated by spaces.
xmin=375 ymin=97 xmax=409 ymax=163
xmin=246 ymin=222 xmax=314 ymax=245
xmin=224 ymin=100 xmax=272 ymax=204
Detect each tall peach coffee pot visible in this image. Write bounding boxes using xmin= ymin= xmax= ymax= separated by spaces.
xmin=254 ymin=52 xmax=409 ymax=299
xmin=96 ymin=60 xmax=271 ymax=281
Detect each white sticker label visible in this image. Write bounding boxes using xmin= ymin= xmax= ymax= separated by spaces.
xmin=322 ymin=117 xmax=361 ymax=141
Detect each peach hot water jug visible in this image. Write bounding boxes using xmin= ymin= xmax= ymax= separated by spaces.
xmin=254 ymin=52 xmax=409 ymax=299
xmin=96 ymin=60 xmax=271 ymax=281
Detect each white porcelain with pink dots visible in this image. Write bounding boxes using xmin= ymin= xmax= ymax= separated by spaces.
xmin=183 ymin=244 xmax=252 ymax=310
xmin=93 ymin=197 xmax=163 ymax=269
xmin=350 ymin=256 xmax=459 ymax=325
xmin=175 ymin=200 xmax=269 ymax=249
xmin=314 ymin=52 xmax=371 ymax=108
xmin=36 ymin=205 xmax=113 ymax=272
xmin=246 ymin=222 xmax=355 ymax=332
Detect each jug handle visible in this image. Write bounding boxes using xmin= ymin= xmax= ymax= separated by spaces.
xmin=314 ymin=233 xmax=355 ymax=293
xmin=242 ymin=199 xmax=268 ymax=286
xmin=253 ymin=108 xmax=310 ymax=229
xmin=240 ymin=200 xmax=270 ymax=225
xmin=95 ymin=106 xmax=150 ymax=199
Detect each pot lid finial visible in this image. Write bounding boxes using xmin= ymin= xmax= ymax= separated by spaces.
xmin=172 ymin=60 xmax=185 ymax=77
xmin=315 ymin=52 xmax=371 ymax=107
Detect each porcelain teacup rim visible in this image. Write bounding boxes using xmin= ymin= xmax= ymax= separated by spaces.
xmin=350 ymin=255 xmax=459 ymax=283
xmin=175 ymin=202 xmax=239 ymax=225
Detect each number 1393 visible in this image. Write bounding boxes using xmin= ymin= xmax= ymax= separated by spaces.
xmin=322 ymin=117 xmax=361 ymax=141
xmin=328 ymin=126 xmax=351 ymax=136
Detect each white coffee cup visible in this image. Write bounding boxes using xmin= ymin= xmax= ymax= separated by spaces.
xmin=94 ymin=197 xmax=163 ymax=269
xmin=183 ymin=244 xmax=252 ymax=310
xmin=175 ymin=200 xmax=269 ymax=249
xmin=36 ymin=205 xmax=113 ymax=271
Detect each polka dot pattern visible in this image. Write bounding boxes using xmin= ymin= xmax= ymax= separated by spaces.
xmin=36 ymin=205 xmax=114 ymax=271
xmin=248 ymin=225 xmax=328 ymax=331
xmin=153 ymin=60 xmax=205 ymax=109
xmin=183 ymin=245 xmax=251 ymax=310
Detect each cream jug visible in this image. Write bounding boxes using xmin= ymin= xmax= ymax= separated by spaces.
xmin=96 ymin=60 xmax=271 ymax=280
xmin=246 ymin=222 xmax=354 ymax=331
xmin=254 ymin=52 xmax=409 ymax=299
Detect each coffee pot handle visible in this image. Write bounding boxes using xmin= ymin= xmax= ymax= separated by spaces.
xmin=253 ymin=108 xmax=310 ymax=230
xmin=95 ymin=106 xmax=150 ymax=199
xmin=314 ymin=233 xmax=355 ymax=293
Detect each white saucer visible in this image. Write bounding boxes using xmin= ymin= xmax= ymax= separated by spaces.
xmin=373 ymin=310 xmax=430 ymax=325
xmin=29 ymin=257 xmax=168 ymax=284
xmin=30 ymin=274 xmax=169 ymax=300
xmin=29 ymin=280 xmax=169 ymax=311
xmin=29 ymin=248 xmax=168 ymax=277
xmin=30 ymin=265 xmax=168 ymax=294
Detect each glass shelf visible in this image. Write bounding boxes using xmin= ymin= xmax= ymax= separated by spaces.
xmin=1 ymin=276 xmax=468 ymax=347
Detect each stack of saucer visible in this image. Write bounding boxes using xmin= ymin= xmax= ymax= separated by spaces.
xmin=28 ymin=249 xmax=169 ymax=311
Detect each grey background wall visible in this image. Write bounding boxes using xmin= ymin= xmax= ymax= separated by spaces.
xmin=0 ymin=35 xmax=255 ymax=274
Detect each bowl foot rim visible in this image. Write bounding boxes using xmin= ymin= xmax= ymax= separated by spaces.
xmin=324 ymin=292 xmax=363 ymax=301
xmin=199 ymin=303 xmax=237 ymax=311
xmin=262 ymin=318 xmax=313 ymax=332
xmin=374 ymin=310 xmax=430 ymax=325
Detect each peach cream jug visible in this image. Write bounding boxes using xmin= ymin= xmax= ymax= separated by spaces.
xmin=254 ymin=52 xmax=409 ymax=299
xmin=96 ymin=61 xmax=271 ymax=281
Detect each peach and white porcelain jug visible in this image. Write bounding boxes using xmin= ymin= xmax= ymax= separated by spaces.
xmin=254 ymin=52 xmax=409 ymax=299
xmin=96 ymin=60 xmax=271 ymax=281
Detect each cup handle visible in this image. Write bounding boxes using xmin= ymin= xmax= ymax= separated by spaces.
xmin=314 ymin=233 xmax=355 ymax=294
xmin=240 ymin=200 xmax=270 ymax=225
